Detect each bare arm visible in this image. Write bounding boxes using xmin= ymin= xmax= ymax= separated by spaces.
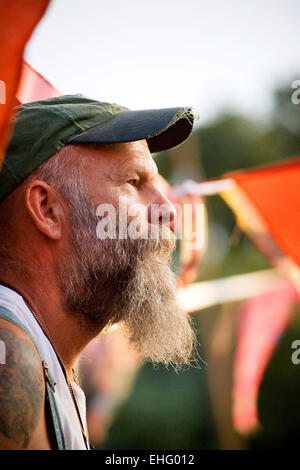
xmin=0 ymin=321 xmax=45 ymax=449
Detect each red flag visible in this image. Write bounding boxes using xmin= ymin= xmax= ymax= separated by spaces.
xmin=17 ymin=61 xmax=61 ymax=104
xmin=233 ymin=279 xmax=298 ymax=434
xmin=0 ymin=0 xmax=50 ymax=169
xmin=221 ymin=157 xmax=300 ymax=292
xmin=216 ymin=158 xmax=300 ymax=434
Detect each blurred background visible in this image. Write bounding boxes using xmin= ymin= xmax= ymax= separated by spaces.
xmin=22 ymin=0 xmax=300 ymax=450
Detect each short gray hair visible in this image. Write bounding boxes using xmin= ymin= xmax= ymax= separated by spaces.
xmin=27 ymin=144 xmax=87 ymax=203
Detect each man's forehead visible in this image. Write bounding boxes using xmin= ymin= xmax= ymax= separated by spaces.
xmin=77 ymin=139 xmax=149 ymax=157
xmin=77 ymin=140 xmax=157 ymax=175
xmin=116 ymin=142 xmax=157 ymax=170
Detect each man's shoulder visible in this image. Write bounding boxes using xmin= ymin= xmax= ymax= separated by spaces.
xmin=0 ymin=317 xmax=45 ymax=449
xmin=0 ymin=315 xmax=41 ymax=353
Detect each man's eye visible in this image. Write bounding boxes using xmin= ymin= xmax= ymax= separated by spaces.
xmin=127 ymin=179 xmax=138 ymax=187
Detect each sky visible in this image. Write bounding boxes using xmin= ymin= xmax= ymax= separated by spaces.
xmin=25 ymin=0 xmax=300 ymax=126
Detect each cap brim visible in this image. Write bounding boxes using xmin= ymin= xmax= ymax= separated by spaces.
xmin=69 ymin=107 xmax=194 ymax=153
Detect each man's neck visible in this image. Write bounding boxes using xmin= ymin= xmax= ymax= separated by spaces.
xmin=0 ymin=270 xmax=100 ymax=380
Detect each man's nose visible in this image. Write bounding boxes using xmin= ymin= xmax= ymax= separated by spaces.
xmin=147 ymin=190 xmax=177 ymax=227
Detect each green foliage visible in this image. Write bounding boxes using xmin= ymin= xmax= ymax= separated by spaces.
xmin=103 ymin=358 xmax=218 ymax=450
xmin=251 ymin=310 xmax=300 ymax=449
xmin=198 ymin=114 xmax=266 ymax=178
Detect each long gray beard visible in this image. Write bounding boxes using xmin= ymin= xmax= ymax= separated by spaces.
xmin=56 ymin=192 xmax=197 ymax=369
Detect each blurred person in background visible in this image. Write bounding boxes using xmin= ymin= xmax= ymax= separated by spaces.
xmin=79 ymin=327 xmax=141 ymax=448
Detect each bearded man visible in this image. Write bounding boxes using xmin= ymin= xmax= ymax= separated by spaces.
xmin=0 ymin=95 xmax=196 ymax=450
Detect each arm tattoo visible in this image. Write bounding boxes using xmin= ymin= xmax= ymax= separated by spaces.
xmin=0 ymin=328 xmax=44 ymax=448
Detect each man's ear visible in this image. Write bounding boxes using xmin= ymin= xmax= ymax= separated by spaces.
xmin=24 ymin=180 xmax=65 ymax=240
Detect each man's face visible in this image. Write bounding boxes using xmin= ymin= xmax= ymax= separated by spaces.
xmin=56 ymin=140 xmax=196 ymax=369
xmin=79 ymin=140 xmax=176 ymax=236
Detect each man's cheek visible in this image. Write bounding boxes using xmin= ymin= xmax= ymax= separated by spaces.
xmin=126 ymin=203 xmax=149 ymax=240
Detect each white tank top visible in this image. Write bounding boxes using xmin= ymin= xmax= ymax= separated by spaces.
xmin=0 ymin=284 xmax=89 ymax=450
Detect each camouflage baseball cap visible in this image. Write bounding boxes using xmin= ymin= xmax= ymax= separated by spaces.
xmin=0 ymin=94 xmax=194 ymax=201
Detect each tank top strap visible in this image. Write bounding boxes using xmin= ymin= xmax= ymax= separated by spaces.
xmin=0 ymin=305 xmax=68 ymax=450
